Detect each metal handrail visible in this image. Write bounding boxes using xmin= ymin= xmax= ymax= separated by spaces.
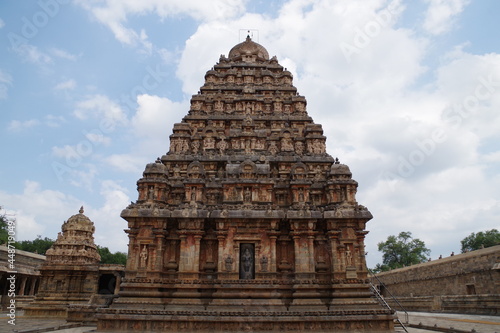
xmin=369 ymin=282 xmax=408 ymax=332
xmin=368 ymin=269 xmax=409 ymax=325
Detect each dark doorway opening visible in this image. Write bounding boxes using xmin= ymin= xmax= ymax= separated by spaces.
xmin=466 ymin=284 xmax=476 ymax=295
xmin=98 ymin=274 xmax=116 ymax=294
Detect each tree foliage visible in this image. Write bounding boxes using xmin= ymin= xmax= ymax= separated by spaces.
xmin=0 ymin=208 xmax=9 ymax=244
xmin=98 ymin=246 xmax=127 ymax=265
xmin=461 ymin=229 xmax=500 ymax=253
xmin=374 ymin=231 xmax=430 ymax=272
xmin=15 ymin=236 xmax=55 ymax=255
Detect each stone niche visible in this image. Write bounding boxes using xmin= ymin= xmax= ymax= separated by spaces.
xmin=96 ymin=36 xmax=395 ymax=332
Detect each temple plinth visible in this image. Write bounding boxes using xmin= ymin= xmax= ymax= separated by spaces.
xmin=96 ymin=36 xmax=395 ymax=332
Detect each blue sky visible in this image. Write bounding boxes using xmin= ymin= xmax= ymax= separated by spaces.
xmin=1 ymin=0 xmax=499 ymax=268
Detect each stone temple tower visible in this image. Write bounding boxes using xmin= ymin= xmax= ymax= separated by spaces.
xmin=97 ymin=36 xmax=395 ymax=331
xmin=25 ymin=207 xmax=101 ymax=317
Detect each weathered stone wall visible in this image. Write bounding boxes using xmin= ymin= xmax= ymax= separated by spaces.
xmin=374 ymin=245 xmax=500 ymax=315
xmin=0 ymin=246 xmax=45 ymax=309
xmin=0 ymin=245 xmax=46 ymax=272
xmin=384 ymin=295 xmax=500 ymax=315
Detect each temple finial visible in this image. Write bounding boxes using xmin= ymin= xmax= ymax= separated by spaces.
xmin=79 ymin=206 xmax=84 ymax=214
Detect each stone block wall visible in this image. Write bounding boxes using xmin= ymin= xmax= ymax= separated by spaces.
xmin=374 ymin=245 xmax=500 ymax=314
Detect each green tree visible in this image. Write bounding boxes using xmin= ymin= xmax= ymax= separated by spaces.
xmin=15 ymin=236 xmax=54 ymax=255
xmin=0 ymin=208 xmax=9 ymax=244
xmin=461 ymin=229 xmax=500 ymax=253
xmin=374 ymin=231 xmax=430 ymax=272
xmin=97 ymin=246 xmax=127 ymax=265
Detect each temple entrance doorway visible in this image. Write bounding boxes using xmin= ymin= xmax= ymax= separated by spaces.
xmin=239 ymin=243 xmax=255 ymax=279
xmin=98 ymin=274 xmax=116 ymax=294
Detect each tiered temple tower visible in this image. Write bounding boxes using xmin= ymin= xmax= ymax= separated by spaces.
xmin=25 ymin=207 xmax=101 ymax=317
xmin=97 ymin=37 xmax=395 ymax=331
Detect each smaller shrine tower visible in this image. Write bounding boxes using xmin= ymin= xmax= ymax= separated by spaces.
xmin=25 ymin=207 xmax=101 ymax=317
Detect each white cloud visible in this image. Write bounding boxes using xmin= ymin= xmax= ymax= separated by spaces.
xmin=90 ymin=180 xmax=130 ymax=251
xmin=85 ymin=132 xmax=111 ymax=146
xmin=132 ymin=94 xmax=186 ymax=140
xmin=363 ymin=165 xmax=500 ymax=262
xmin=51 ymin=144 xmax=99 ymax=189
xmin=8 ymin=116 xmax=65 ymax=130
xmin=0 ymin=181 xmax=82 ymax=241
xmin=76 ymin=0 xmax=246 ymax=51
xmin=171 ymin=0 xmax=500 ymax=268
xmin=15 ymin=44 xmax=52 ymax=64
xmin=74 ymin=94 xmax=128 ymax=127
xmin=0 ymin=18 xmax=5 ymax=29
xmin=8 ymin=119 xmax=39 ymax=131
xmin=482 ymin=151 xmax=500 ymax=163
xmin=51 ymin=144 xmax=79 ymax=159
xmin=423 ymin=0 xmax=470 ymax=35
xmin=105 ymin=154 xmax=146 ymax=173
xmin=50 ymin=48 xmax=78 ymax=61
xmin=55 ymin=79 xmax=76 ymax=90
xmin=44 ymin=114 xmax=66 ymax=127
xmin=4 ymin=0 xmax=496 ymax=268
xmin=126 ymin=93 xmax=187 ymax=156
xmin=0 ymin=69 xmax=12 ymax=99
xmin=0 ymin=180 xmax=129 ymax=253
xmin=66 ymin=165 xmax=99 ymax=190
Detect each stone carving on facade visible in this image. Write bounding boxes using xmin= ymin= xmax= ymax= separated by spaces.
xmin=104 ymin=35 xmax=392 ymax=332
xmin=260 ymin=255 xmax=268 ymax=272
xmin=225 ymin=256 xmax=233 ymax=272
xmin=241 ymin=247 xmax=254 ymax=279
xmin=294 ymin=141 xmax=304 ymax=155
xmin=216 ymin=137 xmax=228 ymax=154
xmin=44 ymin=207 xmax=101 ymax=264
xmin=203 ymin=136 xmax=215 ymax=150
xmin=25 ymin=207 xmax=106 ymax=318
xmin=191 ymin=140 xmax=200 ymax=154
xmin=268 ymin=141 xmax=279 ymax=155
xmin=280 ymin=133 xmax=294 ymax=152
xmin=140 ymin=245 xmax=148 ymax=268
xmin=345 ymin=248 xmax=353 ymax=267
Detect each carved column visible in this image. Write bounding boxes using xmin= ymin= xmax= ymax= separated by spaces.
xmin=356 ymin=230 xmax=369 ymax=278
xmin=292 ymin=233 xmax=302 ymax=272
xmin=29 ymin=277 xmax=37 ymax=295
xmin=327 ymin=229 xmax=341 ymax=276
xmin=269 ymin=233 xmax=278 ymax=273
xmin=178 ymin=233 xmax=188 ymax=272
xmin=153 ymin=229 xmax=167 ymax=272
xmin=19 ymin=276 xmax=27 ymax=295
xmin=125 ymin=229 xmax=138 ymax=270
xmin=178 ymin=230 xmax=204 ymax=277
xmin=194 ymin=234 xmax=203 ymax=273
xmin=307 ymin=234 xmax=315 ymax=272
xmin=216 ymin=232 xmax=227 ymax=273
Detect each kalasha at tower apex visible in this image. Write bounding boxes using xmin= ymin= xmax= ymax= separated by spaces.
xmin=96 ymin=36 xmax=395 ymax=332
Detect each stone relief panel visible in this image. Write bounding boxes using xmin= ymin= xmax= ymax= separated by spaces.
xmin=239 ymin=243 xmax=255 ymax=279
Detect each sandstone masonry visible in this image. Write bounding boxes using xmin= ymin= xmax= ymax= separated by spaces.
xmin=96 ymin=36 xmax=395 ymax=332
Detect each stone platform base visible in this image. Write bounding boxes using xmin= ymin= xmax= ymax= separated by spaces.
xmin=24 ymin=305 xmax=68 ymax=318
xmin=96 ymin=309 xmax=395 ymax=332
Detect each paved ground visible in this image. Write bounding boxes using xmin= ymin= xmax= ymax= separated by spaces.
xmin=1 ymin=310 xmax=499 ymax=332
xmin=398 ymin=311 xmax=500 ymax=333
xmin=0 ymin=311 xmax=95 ymax=333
